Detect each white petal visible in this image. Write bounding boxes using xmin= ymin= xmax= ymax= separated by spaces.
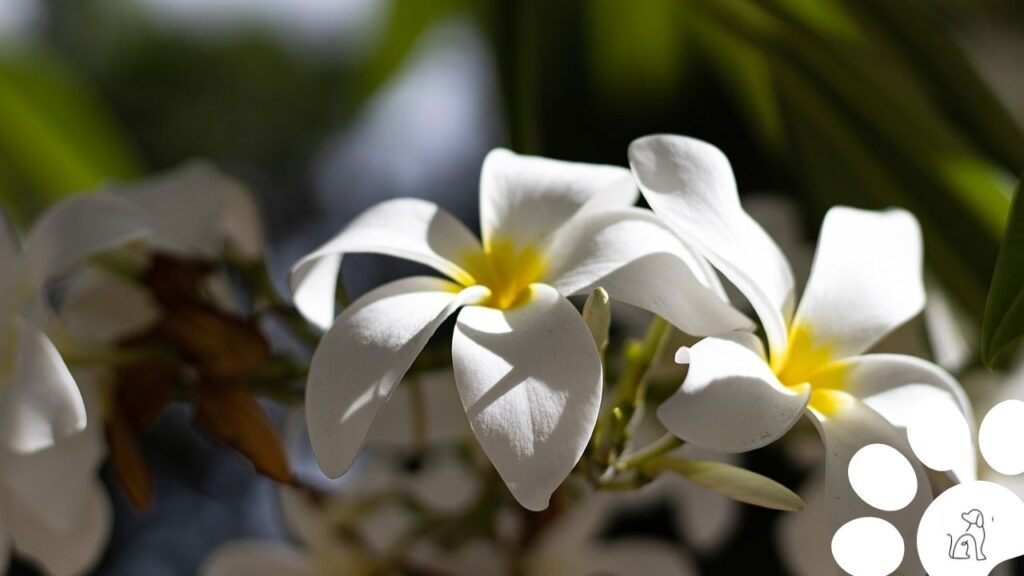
xmin=201 ymin=542 xmax=317 ymax=576
xmin=479 ymin=148 xmax=636 ymax=249
xmin=808 ymin=392 xmax=930 ymax=576
xmin=544 ymin=208 xmax=752 ymax=336
xmin=452 ymin=284 xmax=602 ymax=511
xmin=0 ymin=413 xmax=103 ymax=533
xmin=657 ymin=337 xmax=809 ymax=453
xmin=290 ymin=198 xmax=481 ymax=330
xmin=629 ymin=135 xmax=795 ymax=358
xmin=306 ymin=276 xmax=486 ymax=478
xmin=0 ymin=320 xmax=86 ymax=453
xmin=821 ymin=353 xmax=975 ymax=482
xmin=58 ymin=267 xmax=160 ymax=346
xmin=118 ymin=161 xmax=264 ymax=259
xmin=579 ymin=540 xmax=699 ymax=576
xmin=25 ymin=194 xmax=149 ymax=284
xmin=4 ymin=479 xmax=111 ymax=576
xmin=221 ymin=171 xmax=265 ymax=260
xmin=793 ymin=207 xmax=925 ymax=358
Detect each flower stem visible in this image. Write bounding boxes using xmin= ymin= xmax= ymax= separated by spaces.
xmin=614 ymin=433 xmax=683 ymax=472
xmin=591 ymin=317 xmax=673 ymax=465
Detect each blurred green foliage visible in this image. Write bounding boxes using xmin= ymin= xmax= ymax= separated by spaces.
xmin=983 ymin=178 xmax=1024 ymax=367
xmin=0 ymin=50 xmax=140 ymax=224
xmin=3 ymin=0 xmax=1022 ymax=366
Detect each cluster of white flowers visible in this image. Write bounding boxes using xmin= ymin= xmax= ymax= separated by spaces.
xmin=0 ymin=135 xmax=983 ymax=575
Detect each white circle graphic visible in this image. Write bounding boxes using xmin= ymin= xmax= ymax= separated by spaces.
xmin=979 ymin=399 xmax=1024 ymax=476
xmin=848 ymin=444 xmax=917 ymax=511
xmin=832 ymin=517 xmax=904 ymax=576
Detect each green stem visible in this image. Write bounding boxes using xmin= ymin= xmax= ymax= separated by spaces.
xmin=590 ymin=316 xmax=675 ymax=478
xmin=239 ymin=260 xmax=322 ymax=349
xmin=246 ymin=355 xmax=308 ymax=405
xmin=614 ymin=433 xmax=684 ymax=472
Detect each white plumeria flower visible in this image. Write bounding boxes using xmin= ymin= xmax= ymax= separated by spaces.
xmin=628 ymin=134 xmax=975 ymax=574
xmin=291 ymin=148 xmax=751 ymax=510
xmin=0 ymin=195 xmax=148 ymax=575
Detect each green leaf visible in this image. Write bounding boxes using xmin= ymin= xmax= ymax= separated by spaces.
xmin=585 ymin=0 xmax=680 ymax=103
xmin=982 ymin=178 xmax=1024 ymax=367
xmin=0 ymin=50 xmax=140 ymax=224
xmin=642 ymin=456 xmax=805 ymax=512
xmin=688 ymin=0 xmax=1012 ymax=319
xmin=834 ymin=0 xmax=1024 ymax=171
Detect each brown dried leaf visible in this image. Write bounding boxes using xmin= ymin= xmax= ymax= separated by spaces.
xmin=196 ymin=380 xmax=292 ymax=483
xmin=114 ymin=361 xmax=175 ymax=428
xmin=143 ymin=255 xmax=212 ymax=307
xmin=108 ymin=411 xmax=153 ymax=509
xmin=159 ymin=306 xmax=269 ymax=380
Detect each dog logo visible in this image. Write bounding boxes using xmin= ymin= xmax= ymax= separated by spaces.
xmin=831 ymin=399 xmax=1024 ymax=575
xmin=947 ymin=509 xmax=987 ymax=560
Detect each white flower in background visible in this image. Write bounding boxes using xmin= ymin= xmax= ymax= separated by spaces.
xmin=0 ymin=194 xmax=148 ymax=575
xmin=629 ymin=134 xmax=975 ymax=574
xmin=202 ymin=451 xmax=481 ymax=576
xmin=55 ymin=162 xmax=271 ymax=509
xmin=0 ymin=367 xmax=112 ymax=576
xmin=435 ymin=491 xmax=700 ymax=576
xmin=203 ymin=482 xmax=699 ymax=576
xmin=291 ymin=148 xmax=751 ymax=511
xmin=364 ymin=369 xmax=470 ymax=449
xmin=114 ymin=160 xmax=264 ymax=264
xmin=59 ymin=161 xmax=265 ymax=348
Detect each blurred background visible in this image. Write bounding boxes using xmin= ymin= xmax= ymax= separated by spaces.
xmin=1 ymin=0 xmax=1021 ymax=573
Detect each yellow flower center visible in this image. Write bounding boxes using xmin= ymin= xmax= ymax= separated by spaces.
xmin=771 ymin=322 xmax=850 ymax=417
xmin=460 ymin=238 xmax=548 ymax=310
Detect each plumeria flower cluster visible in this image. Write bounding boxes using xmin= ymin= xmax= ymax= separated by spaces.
xmin=290 ymin=136 xmax=977 ymax=572
xmin=0 ymin=134 xmax=987 ymax=575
